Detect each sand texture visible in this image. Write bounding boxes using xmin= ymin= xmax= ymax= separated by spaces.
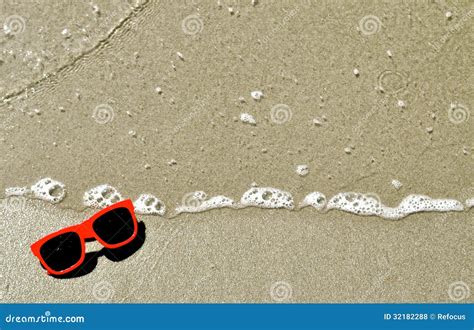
xmin=0 ymin=0 xmax=472 ymax=302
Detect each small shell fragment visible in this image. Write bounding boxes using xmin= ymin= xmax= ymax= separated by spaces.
xmin=312 ymin=118 xmax=322 ymax=126
xmin=240 ymin=113 xmax=256 ymax=125
xmin=391 ymin=179 xmax=402 ymax=190
xmin=250 ymin=90 xmax=264 ymax=100
xmin=296 ymin=165 xmax=309 ymax=176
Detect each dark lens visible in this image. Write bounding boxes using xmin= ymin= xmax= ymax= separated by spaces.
xmin=93 ymin=207 xmax=135 ymax=245
xmin=40 ymin=232 xmax=82 ymax=272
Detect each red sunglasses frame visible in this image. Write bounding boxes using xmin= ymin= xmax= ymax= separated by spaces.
xmin=31 ymin=199 xmax=138 ymax=276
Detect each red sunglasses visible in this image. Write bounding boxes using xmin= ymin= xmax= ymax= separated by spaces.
xmin=31 ymin=199 xmax=138 ymax=276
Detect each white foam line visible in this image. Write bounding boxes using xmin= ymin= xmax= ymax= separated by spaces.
xmin=134 ymin=194 xmax=166 ymax=216
xmin=466 ymin=198 xmax=474 ymax=209
xmin=5 ymin=178 xmax=66 ymax=204
xmin=4 ymin=179 xmax=471 ymax=220
xmin=299 ymin=192 xmax=326 ymax=210
xmin=175 ymin=195 xmax=236 ymax=214
xmin=327 ymin=192 xmax=464 ymax=220
xmin=240 ymin=187 xmax=294 ymax=210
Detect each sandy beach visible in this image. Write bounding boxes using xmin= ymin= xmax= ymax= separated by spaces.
xmin=0 ymin=0 xmax=472 ymax=302
xmin=1 ymin=199 xmax=472 ymax=302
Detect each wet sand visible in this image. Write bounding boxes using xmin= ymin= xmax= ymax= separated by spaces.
xmin=0 ymin=0 xmax=473 ymax=302
xmin=1 ymin=200 xmax=472 ymax=302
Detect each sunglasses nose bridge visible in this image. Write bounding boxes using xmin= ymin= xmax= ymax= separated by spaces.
xmin=81 ymin=223 xmax=96 ymax=239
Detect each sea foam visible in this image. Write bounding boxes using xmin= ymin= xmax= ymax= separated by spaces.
xmin=240 ymin=187 xmax=294 ymax=209
xmin=30 ymin=178 xmax=66 ymax=204
xmin=327 ymin=192 xmax=464 ymax=220
xmin=83 ymin=184 xmax=123 ymax=209
xmin=5 ymin=177 xmax=66 ymax=204
xmin=300 ymin=192 xmax=327 ymax=210
xmin=134 ymin=194 xmax=166 ymax=216
xmin=466 ymin=198 xmax=474 ymax=209
xmin=4 ymin=179 xmax=471 ymax=220
xmin=176 ymin=192 xmax=235 ymax=214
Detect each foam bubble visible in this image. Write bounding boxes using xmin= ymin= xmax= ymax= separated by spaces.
xmin=296 ymin=165 xmax=309 ymax=176
xmin=327 ymin=192 xmax=464 ymax=220
xmin=134 ymin=194 xmax=166 ymax=216
xmin=176 ymin=194 xmax=235 ymax=214
xmin=391 ymin=179 xmax=402 ymax=190
xmin=250 ymin=90 xmax=264 ymax=100
xmin=5 ymin=177 xmax=471 ymax=219
xmin=83 ymin=184 xmax=123 ymax=209
xmin=300 ymin=192 xmax=326 ymax=210
xmin=397 ymin=195 xmax=464 ymax=215
xmin=5 ymin=186 xmax=29 ymax=196
xmin=30 ymin=178 xmax=66 ymax=204
xmin=240 ymin=113 xmax=256 ymax=125
xmin=466 ymin=198 xmax=474 ymax=208
xmin=241 ymin=187 xmax=294 ymax=209
xmin=327 ymin=192 xmax=382 ymax=216
xmin=181 ymin=191 xmax=208 ymax=209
